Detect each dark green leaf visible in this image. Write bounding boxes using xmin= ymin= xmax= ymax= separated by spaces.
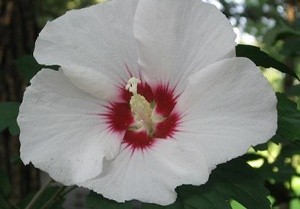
xmin=253 ymin=142 xmax=269 ymax=151
xmin=15 ymin=55 xmax=43 ymax=82
xmin=86 ymin=192 xmax=132 ymax=209
xmin=8 ymin=123 xmax=20 ymax=136
xmin=0 ymin=102 xmax=20 ymax=136
xmin=273 ymin=93 xmax=300 ymax=142
xmin=179 ymin=186 xmax=231 ymax=209
xmin=236 ymin=44 xmax=299 ymax=80
xmin=242 ymin=153 xmax=266 ymax=161
xmin=177 ymin=158 xmax=270 ymax=209
xmin=15 ymin=55 xmax=59 ymax=82
xmin=0 ymin=170 xmax=10 ymax=197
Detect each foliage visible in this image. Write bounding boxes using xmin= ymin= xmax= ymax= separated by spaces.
xmin=236 ymin=44 xmax=299 ymax=80
xmin=273 ymin=94 xmax=300 ymax=142
xmin=15 ymin=55 xmax=44 ymax=82
xmin=15 ymin=55 xmax=59 ymax=82
xmin=0 ymin=102 xmax=20 ymax=136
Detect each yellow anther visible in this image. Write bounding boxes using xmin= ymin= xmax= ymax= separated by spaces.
xmin=130 ymin=94 xmax=152 ymax=124
xmin=126 ymin=77 xmax=154 ymax=135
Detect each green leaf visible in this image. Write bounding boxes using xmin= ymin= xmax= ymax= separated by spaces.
xmin=0 ymin=170 xmax=10 ymax=197
xmin=177 ymin=158 xmax=270 ymax=209
xmin=179 ymin=186 xmax=231 ymax=209
xmin=273 ymin=93 xmax=300 ymax=142
xmin=0 ymin=102 xmax=20 ymax=136
xmin=242 ymin=153 xmax=266 ymax=161
xmin=15 ymin=55 xmax=59 ymax=82
xmin=253 ymin=142 xmax=269 ymax=151
xmin=15 ymin=55 xmax=43 ymax=82
xmin=236 ymin=44 xmax=299 ymax=80
xmin=86 ymin=192 xmax=132 ymax=209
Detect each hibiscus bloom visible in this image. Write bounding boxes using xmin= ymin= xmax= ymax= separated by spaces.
xmin=18 ymin=0 xmax=277 ymax=205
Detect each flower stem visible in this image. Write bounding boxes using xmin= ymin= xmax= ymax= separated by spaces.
xmin=25 ymin=179 xmax=53 ymax=209
xmin=40 ymin=186 xmax=65 ymax=209
xmin=28 ymin=184 xmax=76 ymax=209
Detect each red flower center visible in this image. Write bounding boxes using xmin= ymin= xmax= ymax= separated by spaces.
xmin=102 ymin=79 xmax=181 ymax=151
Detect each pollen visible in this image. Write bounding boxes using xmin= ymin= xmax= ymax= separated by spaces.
xmin=126 ymin=77 xmax=154 ymax=135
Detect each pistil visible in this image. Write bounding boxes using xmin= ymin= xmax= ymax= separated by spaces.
xmin=126 ymin=77 xmax=155 ymax=135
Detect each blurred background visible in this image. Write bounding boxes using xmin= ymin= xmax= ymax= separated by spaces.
xmin=0 ymin=0 xmax=300 ymax=209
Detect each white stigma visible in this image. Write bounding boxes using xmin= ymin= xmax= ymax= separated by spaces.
xmin=126 ymin=77 xmax=141 ymax=95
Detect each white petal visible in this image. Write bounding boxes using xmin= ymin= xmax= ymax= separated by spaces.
xmin=133 ymin=0 xmax=236 ymax=89
xmin=34 ymin=0 xmax=139 ymax=82
xmin=62 ymin=65 xmax=115 ymax=100
xmin=18 ymin=69 xmax=122 ymax=185
xmin=175 ymin=57 xmax=277 ymax=167
xmin=80 ymin=140 xmax=209 ymax=205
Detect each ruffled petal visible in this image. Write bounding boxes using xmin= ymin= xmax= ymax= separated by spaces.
xmin=133 ymin=0 xmax=236 ymax=90
xmin=175 ymin=57 xmax=277 ymax=167
xmin=18 ymin=69 xmax=123 ymax=185
xmin=80 ymin=140 xmax=209 ymax=205
xmin=34 ymin=0 xmax=139 ymax=83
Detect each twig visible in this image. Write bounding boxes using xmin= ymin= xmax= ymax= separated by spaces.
xmin=40 ymin=186 xmax=65 ymax=209
xmin=24 ymin=179 xmax=53 ymax=209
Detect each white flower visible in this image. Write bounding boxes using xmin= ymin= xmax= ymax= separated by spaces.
xmin=18 ymin=0 xmax=277 ymax=206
